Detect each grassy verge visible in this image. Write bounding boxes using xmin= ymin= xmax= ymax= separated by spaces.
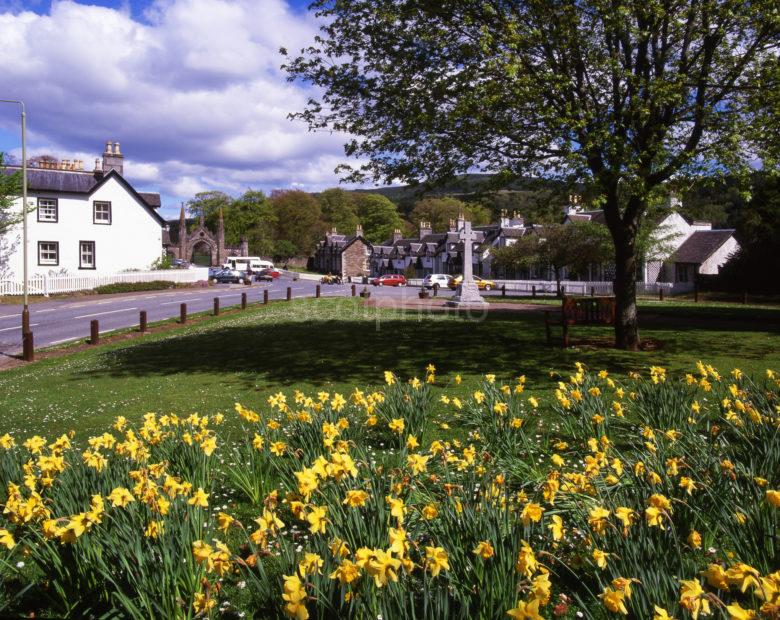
xmin=1 ymin=297 xmax=778 ymax=438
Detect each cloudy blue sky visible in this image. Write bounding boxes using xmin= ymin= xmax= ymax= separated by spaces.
xmin=0 ymin=0 xmax=365 ymax=218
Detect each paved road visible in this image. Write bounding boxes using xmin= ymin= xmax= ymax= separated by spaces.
xmin=0 ymin=278 xmax=495 ymax=357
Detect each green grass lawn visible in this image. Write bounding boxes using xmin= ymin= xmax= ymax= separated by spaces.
xmin=1 ymin=297 xmax=779 ymax=438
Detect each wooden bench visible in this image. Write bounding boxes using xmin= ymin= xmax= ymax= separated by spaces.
xmin=545 ymin=295 xmax=616 ymax=347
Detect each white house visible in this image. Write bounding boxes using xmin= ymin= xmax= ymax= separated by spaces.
xmin=563 ymin=195 xmax=740 ymax=285
xmin=1 ymin=142 xmax=166 ymax=279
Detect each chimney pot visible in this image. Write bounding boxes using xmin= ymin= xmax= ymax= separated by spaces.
xmin=113 ymin=142 xmax=121 ymax=155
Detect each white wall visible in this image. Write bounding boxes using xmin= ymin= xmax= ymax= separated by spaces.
xmin=2 ymin=176 xmax=163 ymax=279
xmin=700 ymin=236 xmax=740 ymax=275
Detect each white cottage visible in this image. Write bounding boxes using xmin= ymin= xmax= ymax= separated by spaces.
xmin=1 ymin=142 xmax=166 ymax=279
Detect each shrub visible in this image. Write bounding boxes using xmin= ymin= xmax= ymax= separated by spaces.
xmin=92 ymin=281 xmax=179 ymax=294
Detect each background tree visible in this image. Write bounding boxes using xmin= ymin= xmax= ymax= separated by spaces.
xmin=270 ymin=190 xmax=324 ymax=256
xmin=0 ymin=153 xmax=22 ymax=235
xmin=353 ymin=193 xmax=405 ymax=243
xmin=206 ymin=190 xmax=277 ymax=257
xmin=272 ymin=239 xmax=298 ymax=266
xmin=410 ymin=197 xmax=491 ymax=232
xmin=0 ymin=154 xmax=22 ymax=279
xmin=317 ymin=188 xmax=360 ymax=234
xmin=187 ymin=191 xmax=231 ymax=221
xmin=285 ymin=0 xmax=779 ymax=349
xmin=493 ymin=223 xmax=612 ymax=294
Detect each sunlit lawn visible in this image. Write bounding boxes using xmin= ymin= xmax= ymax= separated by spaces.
xmin=1 ymin=297 xmax=778 ymax=439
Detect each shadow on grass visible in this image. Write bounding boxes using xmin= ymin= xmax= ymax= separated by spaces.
xmin=90 ymin=312 xmax=778 ymax=388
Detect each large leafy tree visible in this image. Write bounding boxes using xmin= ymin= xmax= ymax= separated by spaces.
xmin=493 ymin=222 xmax=612 ymax=293
xmin=317 ymin=188 xmax=360 ymax=234
xmin=353 ymin=193 xmax=405 ymax=243
xmin=285 ymin=0 xmax=779 ymax=349
xmin=270 ymin=190 xmax=324 ymax=256
xmin=410 ymin=197 xmax=491 ymax=232
xmin=206 ymin=190 xmax=277 ymax=257
xmin=0 ymin=154 xmax=22 ymax=279
xmin=187 ymin=191 xmax=232 ymax=220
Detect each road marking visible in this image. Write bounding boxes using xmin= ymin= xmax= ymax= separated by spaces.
xmin=49 ymin=336 xmax=79 ymax=345
xmin=33 ymin=308 xmax=57 ymax=313
xmin=74 ymin=307 xmax=137 ymax=319
xmin=0 ymin=323 xmax=39 ymax=332
xmin=0 ymin=314 xmax=19 ymax=320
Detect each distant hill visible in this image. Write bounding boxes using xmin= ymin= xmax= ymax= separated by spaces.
xmin=347 ymin=174 xmax=572 ymax=223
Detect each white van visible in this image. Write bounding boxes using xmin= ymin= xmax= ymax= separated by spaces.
xmin=222 ymin=257 xmax=274 ymax=273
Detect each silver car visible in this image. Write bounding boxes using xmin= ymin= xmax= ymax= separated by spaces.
xmin=423 ymin=274 xmax=452 ymax=289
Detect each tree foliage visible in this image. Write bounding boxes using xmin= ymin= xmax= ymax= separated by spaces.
xmin=0 ymin=153 xmax=22 ymax=236
xmin=353 ymin=193 xmax=405 ymax=243
xmin=285 ymin=0 xmax=779 ymax=348
xmin=187 ymin=191 xmax=231 ymax=220
xmin=493 ymin=222 xmax=612 ymax=289
xmin=270 ymin=190 xmax=324 ymax=256
xmin=410 ymin=197 xmax=491 ymax=232
xmin=317 ymin=188 xmax=360 ymax=234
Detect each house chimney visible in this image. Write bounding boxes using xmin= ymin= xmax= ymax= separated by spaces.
xmin=102 ymin=139 xmax=124 ymax=175
xmin=666 ymin=193 xmax=682 ymax=210
xmin=94 ymin=158 xmax=102 ymax=174
xmin=456 ymin=212 xmax=466 ymax=230
xmin=355 ymin=223 xmax=363 ymax=237
xmin=418 ymin=220 xmax=432 ymax=239
xmin=449 ymin=218 xmax=456 ymax=232
xmin=392 ymin=228 xmax=403 ymax=243
xmin=564 ymin=194 xmax=583 ymax=216
xmin=500 ymin=209 xmax=510 ymax=228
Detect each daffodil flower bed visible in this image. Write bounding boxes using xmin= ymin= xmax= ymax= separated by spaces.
xmin=0 ymin=363 xmax=778 ymax=619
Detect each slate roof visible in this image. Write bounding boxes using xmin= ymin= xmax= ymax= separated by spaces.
xmin=565 ymin=210 xmax=606 ymax=224
xmin=2 ymin=166 xmax=164 ymax=219
xmin=672 ymin=230 xmax=735 ymax=264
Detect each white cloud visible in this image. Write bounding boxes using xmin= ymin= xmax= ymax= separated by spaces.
xmin=0 ymin=0 xmax=363 ymax=216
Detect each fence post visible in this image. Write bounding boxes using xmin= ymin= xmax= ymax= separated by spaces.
xmin=241 ymin=292 xmax=247 ymax=309
xmin=659 ymin=287 xmax=665 ymax=302
xmin=351 ymin=284 xmax=356 ymax=297
xmin=139 ymin=310 xmax=147 ymax=332
xmin=286 ymin=286 xmax=292 ymax=301
xmin=316 ymin=284 xmax=321 ymax=298
xmin=694 ymin=281 xmax=699 ymax=303
xmin=590 ymin=286 xmax=595 ymax=297
xmin=22 ymin=308 xmax=30 ymax=334
xmin=263 ymin=289 xmax=269 ymax=305
xmin=22 ymin=331 xmax=34 ymax=362
xmin=532 ymin=285 xmax=536 ymax=298
xmin=502 ymin=284 xmax=506 ymax=297
xmin=214 ymin=297 xmax=220 ymax=316
xmin=90 ymin=320 xmax=99 ymax=345
xmin=742 ymin=290 xmax=748 ymax=305
xmin=180 ymin=303 xmax=187 ymax=324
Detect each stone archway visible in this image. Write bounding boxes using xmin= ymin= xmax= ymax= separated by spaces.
xmin=186 ymin=231 xmax=218 ymax=266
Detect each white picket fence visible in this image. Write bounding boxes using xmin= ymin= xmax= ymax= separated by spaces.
xmin=406 ymin=278 xmax=692 ymax=296
xmin=0 ymin=268 xmax=210 ymax=296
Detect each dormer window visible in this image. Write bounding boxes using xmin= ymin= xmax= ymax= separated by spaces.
xmin=93 ymin=201 xmax=112 ymax=224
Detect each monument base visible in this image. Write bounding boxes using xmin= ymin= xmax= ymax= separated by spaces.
xmin=446 ymin=283 xmax=488 ymax=308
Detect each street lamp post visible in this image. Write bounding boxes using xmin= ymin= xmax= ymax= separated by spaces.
xmin=0 ymin=99 xmax=29 ymax=332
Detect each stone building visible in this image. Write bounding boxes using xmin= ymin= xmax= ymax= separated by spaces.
xmin=309 ymin=224 xmax=373 ymax=277
xmin=163 ymin=204 xmax=248 ymax=266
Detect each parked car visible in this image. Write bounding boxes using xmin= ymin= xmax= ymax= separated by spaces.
xmin=213 ymin=268 xmax=251 ymax=284
xmin=172 ymin=259 xmax=191 ymax=269
xmin=448 ymin=275 xmax=497 ymax=290
xmin=208 ymin=266 xmax=224 ymax=278
xmin=371 ymin=274 xmax=407 ymax=287
xmin=257 ymin=268 xmax=282 ymax=281
xmin=423 ymin=274 xmax=453 ymax=289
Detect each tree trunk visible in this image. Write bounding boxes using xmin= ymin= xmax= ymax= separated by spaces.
xmin=613 ymin=232 xmax=640 ymax=350
xmin=554 ymin=267 xmax=562 ymax=297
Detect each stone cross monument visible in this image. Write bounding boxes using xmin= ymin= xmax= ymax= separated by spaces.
xmin=447 ymin=220 xmax=488 ymax=307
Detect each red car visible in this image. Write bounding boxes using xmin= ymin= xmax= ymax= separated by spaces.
xmin=257 ymin=268 xmax=282 ymax=281
xmin=371 ymin=274 xmax=407 ymax=287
